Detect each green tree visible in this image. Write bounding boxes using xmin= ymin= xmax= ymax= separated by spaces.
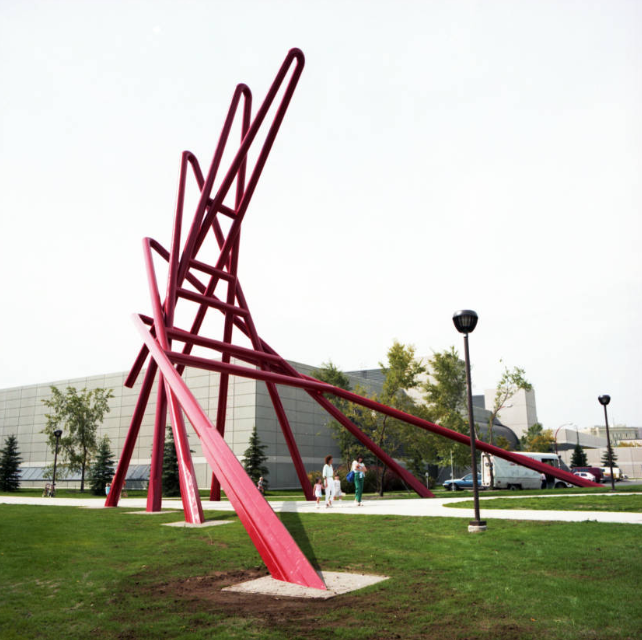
xmin=242 ymin=425 xmax=270 ymax=489
xmin=0 ymin=435 xmax=23 ymax=492
xmin=520 ymin=423 xmax=555 ymax=452
xmin=570 ymin=441 xmax=588 ymax=468
xmin=487 ymin=362 xmax=532 ymax=445
xmin=494 ymin=435 xmax=512 ymax=451
xmin=89 ymin=436 xmax=115 ymax=496
xmin=42 ymin=386 xmax=113 ymax=492
xmin=317 ymin=343 xmax=430 ymax=495
xmin=162 ymin=425 xmax=181 ymax=497
xmin=312 ymin=361 xmax=359 ymax=464
xmin=422 ymin=347 xmax=471 ymax=469
xmin=601 ymin=444 xmax=618 ymax=468
xmin=370 ymin=341 xmax=427 ymax=494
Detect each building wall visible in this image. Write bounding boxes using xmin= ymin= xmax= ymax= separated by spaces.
xmin=0 ymin=361 xmax=381 ymax=490
xmin=484 ymin=388 xmax=538 ymax=440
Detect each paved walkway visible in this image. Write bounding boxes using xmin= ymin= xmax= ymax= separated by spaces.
xmin=2 ymin=493 xmax=641 ymax=525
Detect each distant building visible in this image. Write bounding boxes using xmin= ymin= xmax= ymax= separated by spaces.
xmin=483 ymin=387 xmax=538 ymax=441
xmin=0 ymin=361 xmax=383 ymax=490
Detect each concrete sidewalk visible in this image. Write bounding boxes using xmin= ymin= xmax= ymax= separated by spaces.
xmin=2 ymin=493 xmax=641 ymax=525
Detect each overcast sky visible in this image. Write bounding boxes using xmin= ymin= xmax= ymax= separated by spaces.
xmin=1 ymin=1 xmax=640 ymax=432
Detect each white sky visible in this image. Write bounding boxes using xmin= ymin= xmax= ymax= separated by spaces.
xmin=1 ymin=1 xmax=640 ymax=432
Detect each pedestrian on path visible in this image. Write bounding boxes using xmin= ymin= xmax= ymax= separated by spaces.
xmin=333 ymin=475 xmax=343 ymax=501
xmin=352 ymin=455 xmax=367 ymax=506
xmin=314 ymin=478 xmax=323 ymax=507
xmin=322 ymin=455 xmax=335 ymax=507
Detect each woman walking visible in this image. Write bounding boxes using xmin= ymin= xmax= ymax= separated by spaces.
xmin=322 ymin=455 xmax=335 ymax=507
xmin=351 ymin=455 xmax=367 ymax=506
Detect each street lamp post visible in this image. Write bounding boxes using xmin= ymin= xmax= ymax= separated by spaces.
xmin=52 ymin=429 xmax=63 ymax=497
xmin=453 ymin=309 xmax=486 ymax=533
xmin=554 ymin=422 xmax=576 ymax=456
xmin=598 ymin=395 xmax=615 ymax=491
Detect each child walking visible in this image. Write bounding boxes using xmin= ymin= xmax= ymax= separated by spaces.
xmin=314 ymin=478 xmax=323 ymax=507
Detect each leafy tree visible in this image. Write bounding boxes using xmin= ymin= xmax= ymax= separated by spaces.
xmin=370 ymin=341 xmax=427 ymax=494
xmin=312 ymin=361 xmax=359 ymax=464
xmin=494 ymin=435 xmax=512 ymax=451
xmin=89 ymin=436 xmax=115 ymax=496
xmin=487 ymin=362 xmax=532 ymax=445
xmin=42 ymin=386 xmax=113 ymax=492
xmin=242 ymin=425 xmax=270 ymax=488
xmin=317 ymin=343 xmax=430 ymax=496
xmin=162 ymin=425 xmax=181 ymax=497
xmin=601 ymin=444 xmax=618 ymax=468
xmin=0 ymin=435 xmax=23 ymax=492
xmin=570 ymin=442 xmax=588 ymax=468
xmin=422 ymin=347 xmax=471 ymax=469
xmin=520 ymin=423 xmax=555 ymax=452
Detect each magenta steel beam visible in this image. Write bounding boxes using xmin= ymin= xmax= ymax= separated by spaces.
xmin=215 ymin=308 xmax=595 ymax=492
xmin=211 ymin=86 xmax=250 ymax=501
xmin=143 ymin=238 xmax=205 ymax=523
xmin=105 ymin=360 xmax=158 ymax=507
xmin=133 ymin=313 xmax=326 ymax=590
xmin=145 ymin=148 xmax=192 ymax=512
xmin=180 ymin=49 xmax=305 ymax=281
xmin=147 ymin=377 xmax=168 ymax=512
xmin=165 ymin=348 xmax=599 ymax=490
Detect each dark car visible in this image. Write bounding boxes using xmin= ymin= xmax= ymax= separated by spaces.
xmin=571 ymin=466 xmax=604 ymax=483
xmin=443 ymin=473 xmax=483 ymax=491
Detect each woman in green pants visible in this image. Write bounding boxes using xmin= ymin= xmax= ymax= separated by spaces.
xmin=352 ymin=455 xmax=367 ymax=506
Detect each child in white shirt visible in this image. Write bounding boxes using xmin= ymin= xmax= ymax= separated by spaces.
xmin=314 ymin=478 xmax=323 ymax=507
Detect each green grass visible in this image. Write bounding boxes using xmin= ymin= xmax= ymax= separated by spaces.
xmin=1 ymin=504 xmax=641 ymax=639
xmin=447 ymin=494 xmax=642 ymax=512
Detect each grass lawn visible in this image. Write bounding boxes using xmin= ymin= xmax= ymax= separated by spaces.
xmin=1 ymin=504 xmax=641 ymax=639
xmin=447 ymin=494 xmax=642 ymax=512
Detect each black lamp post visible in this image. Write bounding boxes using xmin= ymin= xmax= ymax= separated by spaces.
xmin=598 ymin=395 xmax=615 ymax=491
xmin=52 ymin=429 xmax=63 ymax=496
xmin=453 ymin=309 xmax=486 ymax=533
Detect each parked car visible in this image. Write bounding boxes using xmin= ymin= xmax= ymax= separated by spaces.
xmin=443 ymin=473 xmax=483 ymax=491
xmin=571 ymin=466 xmax=605 ymax=483
xmin=573 ymin=471 xmax=596 ymax=482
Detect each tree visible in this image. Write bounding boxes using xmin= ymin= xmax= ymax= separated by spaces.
xmin=89 ymin=436 xmax=115 ymax=496
xmin=422 ymin=347 xmax=470 ymax=470
xmin=370 ymin=341 xmax=427 ymax=494
xmin=487 ymin=362 xmax=532 ymax=445
xmin=520 ymin=423 xmax=555 ymax=452
xmin=162 ymin=425 xmax=181 ymax=497
xmin=312 ymin=361 xmax=359 ymax=464
xmin=601 ymin=444 xmax=618 ymax=468
xmin=242 ymin=425 xmax=270 ymax=489
xmin=494 ymin=435 xmax=512 ymax=451
xmin=570 ymin=441 xmax=588 ymax=468
xmin=317 ymin=343 xmax=429 ymax=496
xmin=42 ymin=386 xmax=113 ymax=492
xmin=0 ymin=435 xmax=23 ymax=492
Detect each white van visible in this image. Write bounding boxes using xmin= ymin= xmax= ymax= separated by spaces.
xmin=481 ymin=452 xmax=572 ymax=490
xmin=599 ymin=466 xmax=622 ymax=481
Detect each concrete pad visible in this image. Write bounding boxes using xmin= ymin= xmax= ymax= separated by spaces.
xmin=223 ymin=571 xmax=388 ymax=599
xmin=124 ymin=510 xmax=181 ymax=515
xmin=162 ymin=519 xmax=234 ymax=528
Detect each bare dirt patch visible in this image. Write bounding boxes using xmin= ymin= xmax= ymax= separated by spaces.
xmin=134 ymin=569 xmax=530 ymax=640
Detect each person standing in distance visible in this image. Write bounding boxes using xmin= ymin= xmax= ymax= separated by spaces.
xmin=322 ymin=455 xmax=335 ymax=508
xmin=352 ymin=455 xmax=367 ymax=506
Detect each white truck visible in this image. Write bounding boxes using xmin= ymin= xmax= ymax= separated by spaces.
xmin=599 ymin=466 xmax=622 ymax=481
xmin=481 ymin=452 xmax=573 ymax=490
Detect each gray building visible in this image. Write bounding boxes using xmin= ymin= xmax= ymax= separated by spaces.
xmin=0 ymin=361 xmax=383 ymax=490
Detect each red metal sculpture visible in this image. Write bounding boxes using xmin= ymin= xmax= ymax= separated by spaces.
xmin=106 ymin=48 xmax=599 ymax=590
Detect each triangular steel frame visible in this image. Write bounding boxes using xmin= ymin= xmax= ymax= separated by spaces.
xmin=105 ymin=48 xmax=599 ymax=590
